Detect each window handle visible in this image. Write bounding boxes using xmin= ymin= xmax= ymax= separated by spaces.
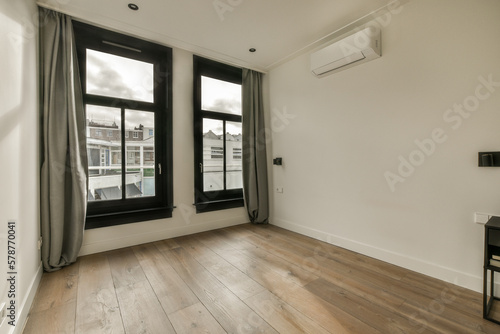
xmin=199 ymin=163 xmax=203 ymax=173
xmin=158 ymin=163 xmax=162 ymax=175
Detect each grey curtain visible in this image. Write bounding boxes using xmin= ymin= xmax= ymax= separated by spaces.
xmin=39 ymin=8 xmax=88 ymax=272
xmin=242 ymin=69 xmax=269 ymax=224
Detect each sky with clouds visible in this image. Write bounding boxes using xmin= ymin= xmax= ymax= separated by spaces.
xmin=85 ymin=49 xmax=242 ymax=135
xmin=86 ymin=49 xmax=153 ymax=102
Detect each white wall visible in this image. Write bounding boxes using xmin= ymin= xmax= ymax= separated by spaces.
xmin=80 ymin=47 xmax=249 ymax=255
xmin=268 ymin=0 xmax=500 ymax=292
xmin=0 ymin=0 xmax=42 ymax=333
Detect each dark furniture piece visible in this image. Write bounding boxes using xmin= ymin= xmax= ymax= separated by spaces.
xmin=484 ymin=216 xmax=500 ymax=324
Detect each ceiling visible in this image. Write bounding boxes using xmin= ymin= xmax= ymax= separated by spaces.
xmin=37 ymin=0 xmax=406 ymax=72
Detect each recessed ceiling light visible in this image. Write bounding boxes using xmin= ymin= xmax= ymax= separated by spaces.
xmin=128 ymin=3 xmax=139 ymax=11
xmin=249 ymin=48 xmax=256 ymax=53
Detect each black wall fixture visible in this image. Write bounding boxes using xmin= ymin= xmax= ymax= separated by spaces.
xmin=128 ymin=3 xmax=139 ymax=10
xmin=273 ymin=157 xmax=282 ymax=166
xmin=478 ymin=152 xmax=500 ymax=167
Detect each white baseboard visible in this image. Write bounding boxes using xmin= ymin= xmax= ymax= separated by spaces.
xmin=79 ymin=217 xmax=248 ymax=256
xmin=272 ymin=218 xmax=485 ymax=293
xmin=12 ymin=262 xmax=43 ymax=334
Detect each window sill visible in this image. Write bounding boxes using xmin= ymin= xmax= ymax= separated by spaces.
xmin=195 ymin=198 xmax=244 ymax=213
xmin=85 ymin=207 xmax=172 ymax=229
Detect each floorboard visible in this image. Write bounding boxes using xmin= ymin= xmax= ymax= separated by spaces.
xmin=168 ymin=302 xmax=226 ymax=334
xmin=163 ymin=246 xmax=278 ymax=333
xmin=107 ymin=248 xmax=176 ymax=333
xmin=132 ymin=242 xmax=199 ymax=315
xmin=75 ymin=253 xmax=124 ymax=334
xmin=23 ymin=223 xmax=500 ymax=333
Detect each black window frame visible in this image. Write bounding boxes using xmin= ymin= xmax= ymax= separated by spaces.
xmin=193 ymin=56 xmax=244 ymax=213
xmin=74 ymin=21 xmax=173 ymax=229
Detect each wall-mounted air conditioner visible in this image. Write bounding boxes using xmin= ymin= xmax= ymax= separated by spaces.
xmin=310 ymin=27 xmax=381 ymax=77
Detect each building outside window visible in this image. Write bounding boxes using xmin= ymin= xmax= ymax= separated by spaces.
xmin=210 ymin=146 xmax=223 ymax=159
xmin=233 ymin=147 xmax=242 ymax=159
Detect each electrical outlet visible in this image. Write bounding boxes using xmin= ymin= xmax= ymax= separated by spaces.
xmin=37 ymin=237 xmax=42 ymax=250
xmin=0 ymin=302 xmax=6 ymax=327
xmin=276 ymin=187 xmax=283 ymax=193
xmin=475 ymin=212 xmax=491 ymax=224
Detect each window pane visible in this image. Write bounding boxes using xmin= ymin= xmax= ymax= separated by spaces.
xmin=226 ymin=121 xmax=242 ymax=190
xmin=86 ymin=105 xmax=122 ymax=201
xmin=203 ymin=119 xmax=224 ymax=191
xmin=86 ymin=49 xmax=154 ymax=103
xmin=201 ymin=76 xmax=241 ymax=115
xmin=125 ymin=110 xmax=155 ymax=198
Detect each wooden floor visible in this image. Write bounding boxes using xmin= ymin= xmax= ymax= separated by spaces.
xmin=23 ymin=224 xmax=500 ymax=334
